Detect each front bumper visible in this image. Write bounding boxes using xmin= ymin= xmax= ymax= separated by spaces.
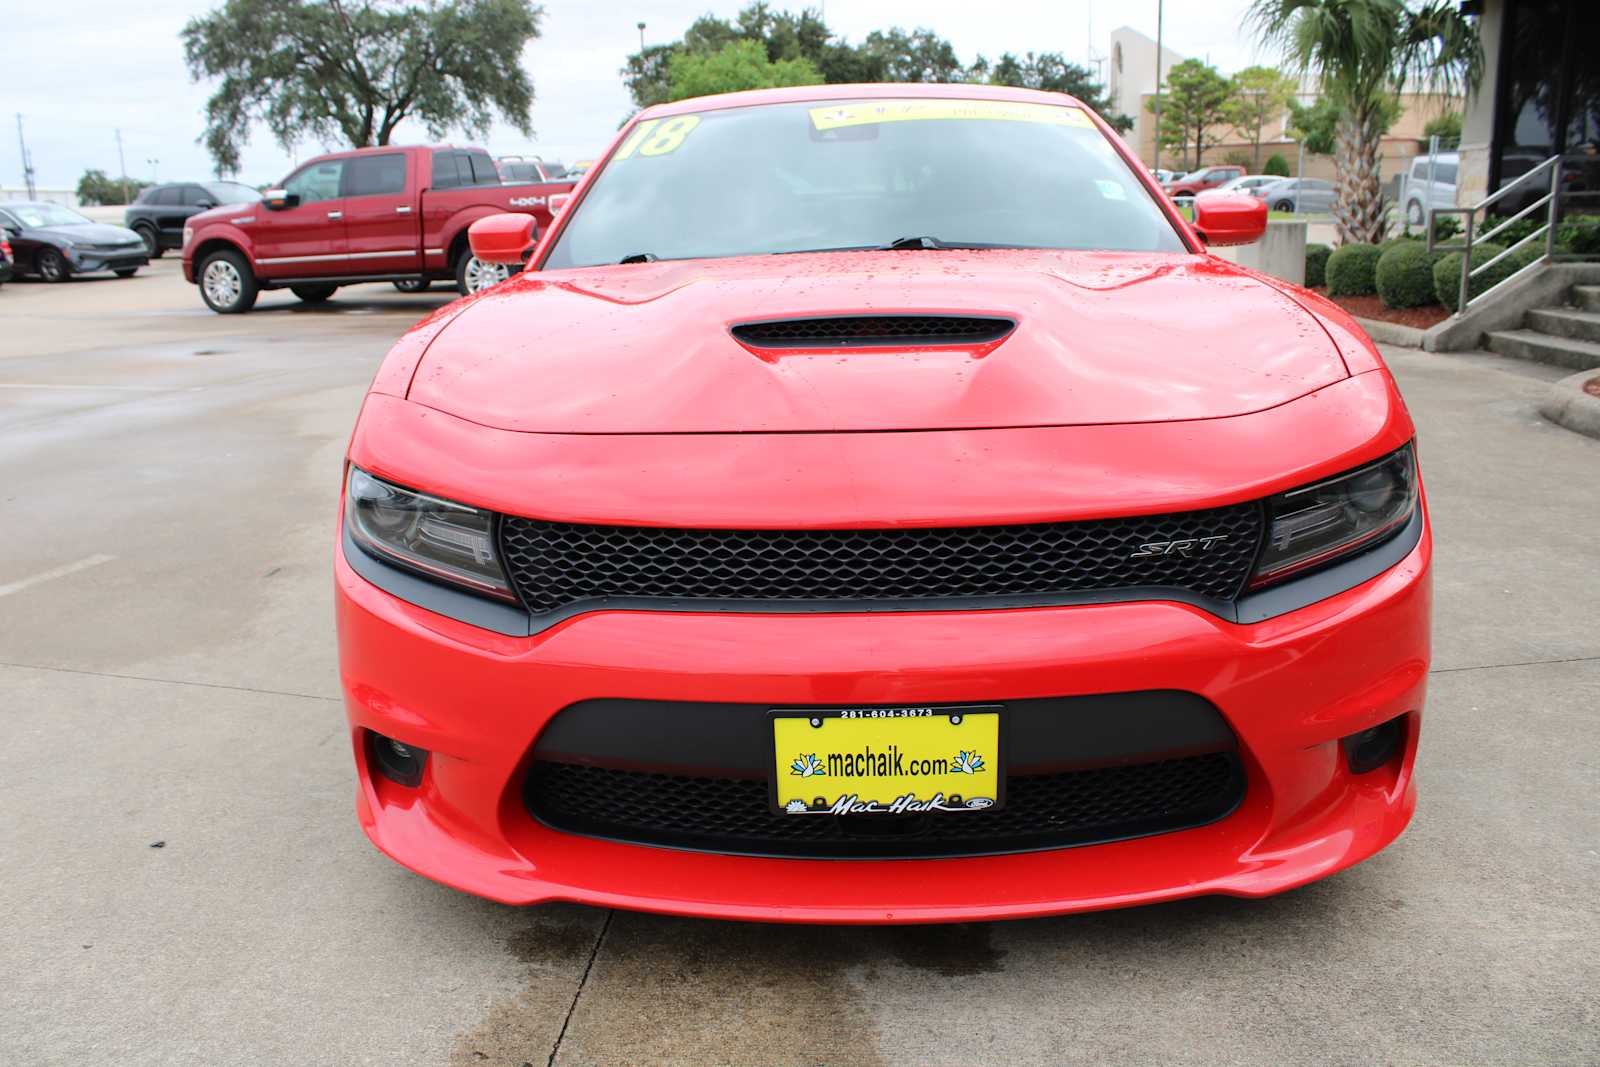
xmin=335 ymin=514 xmax=1430 ymax=923
xmin=65 ymin=247 xmax=148 ymax=273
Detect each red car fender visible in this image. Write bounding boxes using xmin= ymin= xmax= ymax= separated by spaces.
xmin=181 ymin=219 xmax=257 ymax=283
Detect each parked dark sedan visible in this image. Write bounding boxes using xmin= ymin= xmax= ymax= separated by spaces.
xmin=124 ymin=180 xmax=260 ymax=258
xmin=0 ymin=201 xmax=149 ymax=281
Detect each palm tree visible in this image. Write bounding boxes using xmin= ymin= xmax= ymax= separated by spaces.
xmin=1249 ymin=0 xmax=1482 ymax=245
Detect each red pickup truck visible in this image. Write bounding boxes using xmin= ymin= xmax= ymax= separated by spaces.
xmin=182 ymin=144 xmax=574 ymax=313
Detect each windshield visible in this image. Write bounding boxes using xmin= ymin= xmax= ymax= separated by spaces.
xmin=544 ymin=97 xmax=1184 ymax=269
xmin=203 ymin=182 xmax=261 ymax=204
xmin=8 ymin=203 xmax=93 ymax=227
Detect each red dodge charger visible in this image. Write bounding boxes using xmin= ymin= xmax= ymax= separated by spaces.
xmin=335 ymin=84 xmax=1430 ymax=923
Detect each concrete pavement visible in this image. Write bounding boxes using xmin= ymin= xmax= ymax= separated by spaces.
xmin=1 ymin=260 xmax=1595 ymax=1066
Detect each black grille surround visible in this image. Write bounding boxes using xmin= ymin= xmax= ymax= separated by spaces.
xmin=525 ymin=752 xmax=1244 ymax=859
xmin=522 ymin=692 xmax=1245 ymax=860
xmin=498 ymin=502 xmax=1264 ymax=622
xmin=731 ymin=314 xmax=1015 ymax=347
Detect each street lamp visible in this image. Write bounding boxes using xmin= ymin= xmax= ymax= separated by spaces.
xmin=146 ymin=157 xmax=160 ymax=182
xmin=637 ymin=21 xmax=646 ymax=52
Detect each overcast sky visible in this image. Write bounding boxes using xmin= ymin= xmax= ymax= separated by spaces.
xmin=6 ymin=0 xmax=1267 ymax=191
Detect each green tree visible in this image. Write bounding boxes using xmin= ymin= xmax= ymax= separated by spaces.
xmin=667 ymin=39 xmax=823 ymax=100
xmin=621 ymin=5 xmax=1131 ymax=133
xmin=1148 ymin=59 xmax=1233 ymax=171
xmin=984 ymin=52 xmax=1134 ymax=132
xmin=858 ymin=27 xmax=967 ymax=83
xmin=182 ymin=0 xmax=544 ymax=174
xmin=1288 ymin=93 xmax=1400 ymax=156
xmin=1226 ymin=65 xmax=1298 ymax=169
xmin=1264 ymin=152 xmax=1293 ymax=175
xmin=1422 ymin=110 xmax=1462 ymax=141
xmin=76 ymin=169 xmax=151 ymax=206
xmin=1250 ymin=0 xmax=1482 ymax=244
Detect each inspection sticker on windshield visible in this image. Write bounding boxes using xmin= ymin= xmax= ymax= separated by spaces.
xmin=809 ymin=99 xmax=1092 ymax=131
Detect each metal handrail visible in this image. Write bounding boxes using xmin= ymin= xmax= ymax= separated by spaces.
xmin=1426 ymin=154 xmax=1564 ymax=316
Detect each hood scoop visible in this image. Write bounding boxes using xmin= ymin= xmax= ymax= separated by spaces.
xmin=731 ymin=314 xmax=1015 ymax=349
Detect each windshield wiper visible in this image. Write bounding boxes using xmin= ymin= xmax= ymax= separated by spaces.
xmin=776 ymin=238 xmax=1031 ymax=256
xmin=884 ymin=236 xmax=1031 ymax=250
xmin=618 ymin=252 xmax=659 ymax=264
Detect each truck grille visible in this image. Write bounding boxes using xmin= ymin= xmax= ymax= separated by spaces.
xmin=497 ymin=503 xmax=1263 ymax=618
xmin=525 ymin=753 xmax=1244 ymax=858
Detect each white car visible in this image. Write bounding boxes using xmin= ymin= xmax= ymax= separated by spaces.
xmin=1401 ymin=152 xmax=1458 ymax=227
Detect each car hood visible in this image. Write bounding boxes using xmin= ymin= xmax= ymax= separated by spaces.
xmin=408 ymin=250 xmax=1349 ymax=433
xmin=33 ymin=223 xmax=143 ymax=245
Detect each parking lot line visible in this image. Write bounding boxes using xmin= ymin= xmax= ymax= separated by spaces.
xmin=0 ymin=383 xmax=199 ymax=392
xmin=0 ymin=554 xmax=115 ymax=598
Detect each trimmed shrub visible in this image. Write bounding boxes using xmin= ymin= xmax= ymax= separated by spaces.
xmin=1556 ymin=216 xmax=1600 ymax=255
xmin=1431 ymin=215 xmax=1461 ymax=241
xmin=1305 ymin=242 xmax=1332 ymax=288
xmin=1433 ymin=242 xmax=1503 ymax=311
xmin=1375 ymin=242 xmax=1443 ymax=308
xmin=1326 ymin=243 xmax=1384 ymax=296
xmin=1263 ymin=153 xmax=1291 ymax=177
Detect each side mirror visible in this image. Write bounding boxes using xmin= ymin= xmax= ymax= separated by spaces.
xmin=196 ymin=200 xmax=215 ymax=210
xmin=262 ymin=189 xmax=300 ymax=211
xmin=1192 ymin=192 xmax=1268 ymax=247
xmin=468 ymin=212 xmax=538 ymax=266
xmin=548 ymin=192 xmax=571 ymax=216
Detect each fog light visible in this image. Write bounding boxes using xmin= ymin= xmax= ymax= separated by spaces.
xmin=368 ymin=730 xmax=428 ymax=787
xmin=1342 ymin=716 xmax=1405 ymax=774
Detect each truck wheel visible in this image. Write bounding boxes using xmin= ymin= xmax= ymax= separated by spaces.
xmin=1406 ymin=200 xmax=1424 ymax=226
xmin=137 ymin=225 xmax=163 ymax=259
xmin=198 ymin=249 xmax=258 ymax=314
xmin=393 ymin=278 xmax=431 ymax=293
xmin=456 ymin=252 xmax=508 ymax=295
xmin=291 ymin=284 xmax=338 ymax=304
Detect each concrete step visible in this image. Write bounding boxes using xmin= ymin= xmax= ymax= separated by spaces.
xmin=1574 ymin=285 xmax=1600 ymax=313
xmin=1485 ymin=328 xmax=1600 ymax=371
xmin=1526 ymin=307 xmax=1600 ymax=344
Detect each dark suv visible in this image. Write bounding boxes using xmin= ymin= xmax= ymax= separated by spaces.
xmin=125 ymin=181 xmax=260 ymax=258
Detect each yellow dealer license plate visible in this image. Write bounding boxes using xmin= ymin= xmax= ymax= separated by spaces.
xmin=771 ymin=706 xmax=1003 ymax=816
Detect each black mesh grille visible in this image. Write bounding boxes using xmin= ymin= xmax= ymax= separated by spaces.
xmin=525 ymin=753 xmax=1243 ymax=858
xmin=498 ymin=504 xmax=1263 ymax=617
xmin=731 ymin=315 xmax=1014 ymax=347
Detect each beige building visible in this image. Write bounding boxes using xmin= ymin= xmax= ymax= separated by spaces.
xmin=1106 ymin=23 xmax=1461 ymax=182
xmin=1133 ymin=90 xmax=1463 ymax=183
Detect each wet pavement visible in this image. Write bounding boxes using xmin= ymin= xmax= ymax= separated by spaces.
xmin=2 ymin=260 xmax=1596 ymax=1065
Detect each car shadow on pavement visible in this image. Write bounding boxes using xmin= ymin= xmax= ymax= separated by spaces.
xmin=448 ymin=867 xmax=1373 ymax=1066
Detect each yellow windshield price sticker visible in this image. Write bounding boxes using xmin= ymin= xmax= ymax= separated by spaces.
xmin=809 ymin=99 xmax=1093 ymax=131
xmin=612 ymin=114 xmax=702 ymax=160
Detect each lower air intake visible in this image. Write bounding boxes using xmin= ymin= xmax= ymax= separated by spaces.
xmin=525 ymin=753 xmax=1243 ymax=859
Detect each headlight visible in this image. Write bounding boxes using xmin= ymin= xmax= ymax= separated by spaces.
xmin=1249 ymin=443 xmax=1417 ymax=590
xmin=344 ymin=467 xmax=517 ymax=602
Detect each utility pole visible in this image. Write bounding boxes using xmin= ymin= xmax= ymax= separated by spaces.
xmin=115 ymin=128 xmax=131 ymax=205
xmin=15 ymin=113 xmax=37 ymax=199
xmin=637 ymin=21 xmax=645 ymax=52
xmin=1153 ymin=0 xmax=1164 ymax=174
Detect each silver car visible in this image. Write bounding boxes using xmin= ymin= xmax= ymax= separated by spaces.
xmin=1254 ymin=177 xmax=1336 ymax=214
